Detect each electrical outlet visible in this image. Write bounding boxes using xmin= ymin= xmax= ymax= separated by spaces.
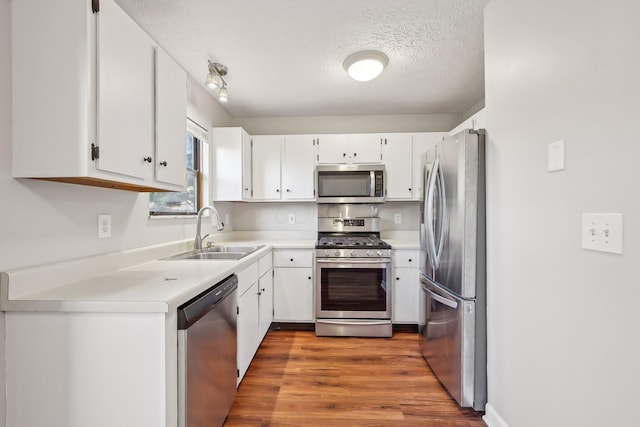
xmin=394 ymin=213 xmax=402 ymax=224
xmin=288 ymin=214 xmax=296 ymax=224
xmin=98 ymin=214 xmax=111 ymax=238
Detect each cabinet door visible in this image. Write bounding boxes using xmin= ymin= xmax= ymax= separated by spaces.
xmin=349 ymin=134 xmax=382 ymax=163
xmin=237 ymin=282 xmax=259 ymax=383
xmin=258 ymin=271 xmax=274 ymax=341
xmin=273 ymin=268 xmax=314 ymax=322
xmin=212 ymin=127 xmax=248 ymax=201
xmin=155 ymin=47 xmax=186 ymax=187
xmin=96 ymin=0 xmax=155 ymax=181
xmin=412 ymin=133 xmax=444 ymax=201
xmin=383 ymin=134 xmax=413 ymax=200
xmin=393 ymin=267 xmax=419 ymax=323
xmin=241 ymin=131 xmax=252 ymax=200
xmin=317 ymin=134 xmax=350 ymax=164
xmin=252 ymin=135 xmax=283 ymax=200
xmin=282 ymin=135 xmax=317 ymax=200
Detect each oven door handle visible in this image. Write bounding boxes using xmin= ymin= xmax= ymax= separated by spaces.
xmin=316 ymin=258 xmax=391 ymax=265
xmin=420 ymin=282 xmax=458 ymax=309
xmin=316 ymin=319 xmax=392 ymax=326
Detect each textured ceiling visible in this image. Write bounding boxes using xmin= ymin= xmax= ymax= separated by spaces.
xmin=116 ymin=0 xmax=489 ymax=118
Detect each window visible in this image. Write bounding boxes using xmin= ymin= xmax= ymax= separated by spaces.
xmin=149 ymin=119 xmax=209 ymax=216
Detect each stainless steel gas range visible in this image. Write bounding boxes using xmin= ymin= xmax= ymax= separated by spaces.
xmin=315 ymin=204 xmax=392 ymax=337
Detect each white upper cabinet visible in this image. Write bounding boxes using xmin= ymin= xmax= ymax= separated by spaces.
xmin=382 ymin=134 xmax=413 ymax=200
xmin=252 ymin=135 xmax=283 ymax=200
xmin=155 ymin=48 xmax=187 ymax=186
xmin=212 ymin=127 xmax=252 ymax=201
xmin=316 ymin=134 xmax=350 ymax=164
xmin=11 ymin=0 xmax=186 ymax=192
xmin=282 ymin=135 xmax=317 ymax=200
xmin=248 ymin=135 xmax=317 ymax=201
xmin=348 ymin=134 xmax=383 ymax=163
xmin=317 ymin=134 xmax=382 ymax=164
xmin=96 ymin=0 xmax=155 ymax=181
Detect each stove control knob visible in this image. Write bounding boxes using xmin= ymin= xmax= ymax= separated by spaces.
xmin=323 ymin=250 xmax=330 ymax=257
xmin=334 ymin=250 xmax=341 ymax=256
xmin=350 ymin=250 xmax=357 ymax=257
xmin=377 ymin=250 xmax=384 ymax=256
xmin=366 ymin=250 xmax=373 ymax=257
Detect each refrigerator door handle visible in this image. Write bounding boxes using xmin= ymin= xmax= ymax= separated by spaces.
xmin=421 ymin=282 xmax=458 ymax=309
xmin=425 ymin=155 xmax=440 ymax=269
xmin=434 ymin=160 xmax=447 ymax=265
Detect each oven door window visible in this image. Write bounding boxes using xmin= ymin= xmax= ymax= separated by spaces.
xmin=320 ymin=267 xmax=387 ymax=312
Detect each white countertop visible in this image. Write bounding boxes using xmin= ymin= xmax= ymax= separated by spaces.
xmin=0 ymin=235 xmax=417 ymax=314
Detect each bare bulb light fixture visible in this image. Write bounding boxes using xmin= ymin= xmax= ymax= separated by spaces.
xmin=343 ymin=50 xmax=388 ymax=82
xmin=205 ymin=61 xmax=229 ymax=102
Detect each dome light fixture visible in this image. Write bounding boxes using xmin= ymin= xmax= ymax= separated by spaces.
xmin=343 ymin=50 xmax=389 ymax=82
xmin=205 ymin=61 xmax=230 ymax=102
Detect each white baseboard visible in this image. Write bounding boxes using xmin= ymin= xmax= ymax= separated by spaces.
xmin=483 ymin=403 xmax=509 ymax=427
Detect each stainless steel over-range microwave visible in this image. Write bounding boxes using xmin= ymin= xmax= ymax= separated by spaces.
xmin=315 ymin=164 xmax=385 ymax=204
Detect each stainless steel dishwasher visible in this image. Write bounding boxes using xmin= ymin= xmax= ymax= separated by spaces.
xmin=177 ymin=274 xmax=238 ymax=427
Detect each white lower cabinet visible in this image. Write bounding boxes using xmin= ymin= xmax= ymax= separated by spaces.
xmin=392 ymin=250 xmax=420 ymax=323
xmin=273 ymin=250 xmax=314 ymax=322
xmin=236 ymin=253 xmax=273 ymax=384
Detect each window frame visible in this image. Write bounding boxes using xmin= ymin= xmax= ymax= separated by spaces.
xmin=149 ymin=118 xmax=209 ymax=217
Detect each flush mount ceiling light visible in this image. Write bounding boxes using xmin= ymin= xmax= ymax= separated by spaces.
xmin=205 ymin=61 xmax=229 ymax=103
xmin=343 ymin=50 xmax=389 ymax=82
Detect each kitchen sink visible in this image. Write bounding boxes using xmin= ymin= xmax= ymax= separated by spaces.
xmin=202 ymin=245 xmax=264 ymax=254
xmin=163 ymin=245 xmax=265 ymax=261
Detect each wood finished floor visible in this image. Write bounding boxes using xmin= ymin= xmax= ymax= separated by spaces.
xmin=224 ymin=330 xmax=485 ymax=426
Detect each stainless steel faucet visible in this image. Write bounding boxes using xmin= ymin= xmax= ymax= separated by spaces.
xmin=194 ymin=205 xmax=224 ymax=251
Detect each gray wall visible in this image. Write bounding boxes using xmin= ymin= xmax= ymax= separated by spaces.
xmin=484 ymin=1 xmax=640 ymax=426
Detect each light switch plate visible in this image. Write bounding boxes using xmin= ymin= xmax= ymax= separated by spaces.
xmin=288 ymin=214 xmax=296 ymax=224
xmin=394 ymin=213 xmax=402 ymax=224
xmin=548 ymin=140 xmax=565 ymax=172
xmin=581 ymin=213 xmax=623 ymax=254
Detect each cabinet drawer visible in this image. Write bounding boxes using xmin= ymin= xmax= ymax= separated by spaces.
xmin=273 ymin=250 xmax=313 ymax=267
xmin=258 ymin=253 xmax=273 ymax=277
xmin=393 ymin=250 xmax=419 ymax=268
xmin=237 ymin=262 xmax=259 ymax=296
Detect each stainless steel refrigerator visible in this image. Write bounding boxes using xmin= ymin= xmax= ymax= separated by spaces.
xmin=418 ymin=129 xmax=487 ymax=411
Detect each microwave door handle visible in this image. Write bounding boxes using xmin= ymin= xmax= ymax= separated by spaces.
xmin=370 ymin=171 xmax=375 ymax=197
xmin=421 ymin=282 xmax=458 ymax=309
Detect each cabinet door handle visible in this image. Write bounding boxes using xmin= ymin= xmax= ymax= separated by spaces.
xmin=308 ymin=276 xmax=312 ymax=280
xmin=143 ymin=156 xmax=152 ymax=163
xmin=396 ymin=277 xmax=400 ymax=280
xmin=290 ymin=258 xmax=294 ymax=262
xmin=276 ymin=189 xmax=280 ymax=192
xmin=244 ymin=188 xmax=249 ymax=191
xmin=408 ymin=259 xmax=412 ymax=262
xmin=353 ymin=153 xmax=357 ymax=157
xmin=159 ymin=161 xmax=168 ymax=167
xmin=343 ymin=153 xmax=347 ymax=157
xmin=286 ymin=189 xmax=291 ymax=192
xmin=408 ymin=188 xmax=412 ymax=192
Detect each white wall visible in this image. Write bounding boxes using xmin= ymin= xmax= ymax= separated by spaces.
xmin=484 ymin=1 xmax=640 ymax=426
xmin=226 ymin=201 xmax=421 ymax=233
xmin=230 ymin=113 xmax=460 ymax=135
